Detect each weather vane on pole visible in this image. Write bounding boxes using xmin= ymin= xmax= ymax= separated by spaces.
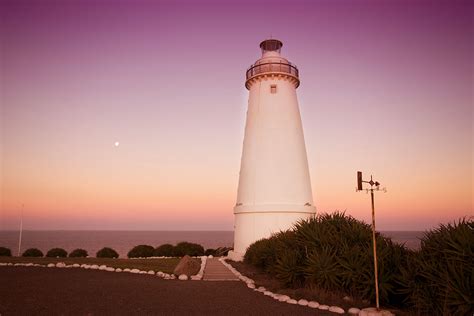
xmin=356 ymin=171 xmax=386 ymax=310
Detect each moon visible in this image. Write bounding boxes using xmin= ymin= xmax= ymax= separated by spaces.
xmin=114 ymin=141 xmax=120 ymax=147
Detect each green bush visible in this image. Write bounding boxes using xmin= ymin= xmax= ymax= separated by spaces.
xmin=244 ymin=212 xmax=474 ymax=311
xmin=154 ymin=244 xmax=175 ymax=257
xmin=96 ymin=247 xmax=119 ymax=258
xmin=244 ymin=237 xmax=279 ymax=271
xmin=398 ymin=218 xmax=473 ymax=315
xmin=0 ymin=247 xmax=12 ymax=257
xmin=205 ymin=248 xmax=216 ymax=256
xmin=69 ymin=248 xmax=88 ymax=257
xmin=46 ymin=248 xmax=68 ymax=258
xmin=173 ymin=242 xmax=204 ymax=257
xmin=22 ymin=248 xmax=44 ymax=257
xmin=127 ymin=245 xmax=154 ymax=258
xmin=245 ymin=212 xmax=410 ymax=304
xmin=214 ymin=247 xmax=232 ymax=257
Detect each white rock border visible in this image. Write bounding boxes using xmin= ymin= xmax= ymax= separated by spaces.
xmin=220 ymin=257 xmax=396 ymax=316
xmin=1 ymin=255 xmax=209 ymax=283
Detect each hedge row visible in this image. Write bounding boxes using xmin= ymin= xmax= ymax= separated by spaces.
xmin=0 ymin=242 xmax=230 ymax=259
xmin=244 ymin=212 xmax=473 ymax=315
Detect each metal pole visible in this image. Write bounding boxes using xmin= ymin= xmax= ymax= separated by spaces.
xmin=371 ymin=189 xmax=380 ymax=309
xmin=18 ymin=204 xmax=23 ymax=257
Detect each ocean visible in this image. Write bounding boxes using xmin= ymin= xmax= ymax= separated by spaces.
xmin=0 ymin=230 xmax=424 ymax=257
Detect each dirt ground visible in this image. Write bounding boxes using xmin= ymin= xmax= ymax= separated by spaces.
xmin=0 ymin=267 xmax=333 ymax=315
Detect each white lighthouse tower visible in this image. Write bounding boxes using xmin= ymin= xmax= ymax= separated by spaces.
xmin=228 ymin=39 xmax=316 ymax=261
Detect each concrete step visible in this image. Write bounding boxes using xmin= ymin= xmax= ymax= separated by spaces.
xmin=202 ymin=258 xmax=239 ymax=281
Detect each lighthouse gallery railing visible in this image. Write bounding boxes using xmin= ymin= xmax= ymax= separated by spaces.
xmin=246 ymin=61 xmax=299 ymax=80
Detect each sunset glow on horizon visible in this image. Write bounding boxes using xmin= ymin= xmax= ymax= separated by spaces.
xmin=1 ymin=1 xmax=472 ymax=231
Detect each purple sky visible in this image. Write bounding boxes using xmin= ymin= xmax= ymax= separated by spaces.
xmin=1 ymin=0 xmax=472 ymax=230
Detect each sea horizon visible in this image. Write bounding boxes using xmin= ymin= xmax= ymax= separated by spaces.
xmin=1 ymin=230 xmax=425 ymax=257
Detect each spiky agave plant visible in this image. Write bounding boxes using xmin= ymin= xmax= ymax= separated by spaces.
xmin=404 ymin=218 xmax=474 ymax=315
xmin=272 ymin=230 xmax=305 ymax=287
xmin=295 ymin=212 xmax=411 ymax=305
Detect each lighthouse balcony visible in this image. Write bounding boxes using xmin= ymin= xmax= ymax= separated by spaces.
xmin=245 ymin=61 xmax=299 ymax=89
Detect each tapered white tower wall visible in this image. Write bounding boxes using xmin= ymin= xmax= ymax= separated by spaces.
xmin=229 ymin=40 xmax=316 ymax=261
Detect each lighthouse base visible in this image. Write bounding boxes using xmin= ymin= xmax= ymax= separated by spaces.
xmin=229 ymin=210 xmax=315 ymax=261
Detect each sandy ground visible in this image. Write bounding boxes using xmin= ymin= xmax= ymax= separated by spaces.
xmin=1 ymin=267 xmax=332 ymax=315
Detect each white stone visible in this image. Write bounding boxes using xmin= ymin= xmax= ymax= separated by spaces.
xmin=287 ymin=299 xmax=297 ymax=304
xmin=208 ymin=255 xmax=213 ymax=258
xmin=277 ymin=295 xmax=290 ymax=302
xmin=147 ymin=270 xmax=155 ymax=275
xmin=263 ymin=291 xmax=273 ymax=296
xmin=14 ymin=263 xmax=21 ymax=266
xmin=26 ymin=263 xmax=34 ymax=267
xmin=178 ymin=274 xmax=188 ymax=280
xmin=115 ymin=268 xmax=122 ymax=272
xmin=318 ymin=305 xmax=330 ymax=310
xmin=329 ymin=306 xmax=345 ymax=314
xmin=7 ymin=263 xmax=13 ymax=266
xmin=157 ymin=271 xmax=164 ymax=277
xmin=123 ymin=268 xmax=131 ymax=272
xmin=297 ymin=299 xmax=308 ymax=306
xmin=99 ymin=265 xmax=107 ymax=270
xmin=256 ymin=286 xmax=266 ymax=292
xmin=307 ymin=301 xmax=320 ymax=308
xmin=130 ymin=269 xmax=140 ymax=274
xmin=139 ymin=271 xmax=147 ymax=274
xmin=83 ymin=264 xmax=91 ymax=269
xmin=247 ymin=283 xmax=255 ymax=289
xmin=105 ymin=267 xmax=115 ymax=272
xmin=170 ymin=274 xmax=176 ymax=279
xmin=47 ymin=263 xmax=55 ymax=268
xmin=72 ymin=264 xmax=80 ymax=268
xmin=0 ymin=263 xmax=6 ymax=266
xmin=191 ymin=275 xmax=201 ymax=280
xmin=348 ymin=307 xmax=361 ymax=315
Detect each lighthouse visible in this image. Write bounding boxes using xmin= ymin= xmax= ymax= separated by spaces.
xmin=228 ymin=39 xmax=316 ymax=261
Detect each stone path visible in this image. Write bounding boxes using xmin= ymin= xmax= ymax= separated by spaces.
xmin=203 ymin=258 xmax=239 ymax=281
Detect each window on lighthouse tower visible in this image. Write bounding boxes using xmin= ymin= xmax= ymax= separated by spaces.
xmin=270 ymin=84 xmax=277 ymax=94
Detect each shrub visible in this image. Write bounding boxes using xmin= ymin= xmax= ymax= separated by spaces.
xmin=127 ymin=245 xmax=155 ymax=258
xmin=173 ymin=242 xmax=204 ymax=257
xmin=0 ymin=247 xmax=12 ymax=257
xmin=245 ymin=212 xmax=411 ymax=304
xmin=69 ymin=248 xmax=88 ymax=258
xmin=96 ymin=247 xmax=119 ymax=258
xmin=22 ymin=248 xmax=44 ymax=257
xmin=214 ymin=247 xmax=232 ymax=257
xmin=154 ymin=244 xmax=175 ymax=257
xmin=244 ymin=237 xmax=279 ymax=271
xmin=398 ymin=218 xmax=474 ymax=315
xmin=205 ymin=248 xmax=216 ymax=256
xmin=46 ymin=248 xmax=68 ymax=258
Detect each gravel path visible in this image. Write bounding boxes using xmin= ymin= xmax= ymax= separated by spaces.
xmin=0 ymin=267 xmax=331 ymax=315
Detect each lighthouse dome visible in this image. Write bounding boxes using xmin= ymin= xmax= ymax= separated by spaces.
xmin=245 ymin=39 xmax=300 ymax=89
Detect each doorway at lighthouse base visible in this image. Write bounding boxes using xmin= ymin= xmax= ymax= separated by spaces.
xmin=228 ymin=211 xmax=314 ymax=262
